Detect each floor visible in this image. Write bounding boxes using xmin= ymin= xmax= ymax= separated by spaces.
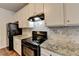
xmin=0 ymin=48 xmax=19 ymax=56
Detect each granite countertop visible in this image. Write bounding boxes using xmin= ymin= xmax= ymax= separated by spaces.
xmin=13 ymin=35 xmax=32 ymax=40
xmin=41 ymin=37 xmax=79 ymax=56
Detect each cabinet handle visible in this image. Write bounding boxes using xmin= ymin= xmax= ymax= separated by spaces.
xmin=67 ymin=20 xmax=70 ymax=22
xmin=44 ymin=22 xmax=46 ymax=25
xmin=50 ymin=54 xmax=52 ymax=56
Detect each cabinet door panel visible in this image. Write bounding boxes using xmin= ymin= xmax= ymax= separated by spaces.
xmin=64 ymin=4 xmax=79 ymax=26
xmin=14 ymin=39 xmax=17 ymax=51
xmin=20 ymin=5 xmax=29 ymax=28
xmin=13 ymin=38 xmax=21 ymax=55
xmin=41 ymin=48 xmax=62 ymax=56
xmin=44 ymin=3 xmax=64 ymax=26
xmin=28 ymin=4 xmax=35 ymax=17
xmin=34 ymin=3 xmax=44 ymax=15
xmin=15 ymin=5 xmax=29 ymax=28
xmin=14 ymin=38 xmax=18 ymax=54
xmin=41 ymin=48 xmax=52 ymax=56
xmin=15 ymin=11 xmax=23 ymax=28
xmin=16 ymin=39 xmax=21 ymax=55
xmin=41 ymin=48 xmax=60 ymax=56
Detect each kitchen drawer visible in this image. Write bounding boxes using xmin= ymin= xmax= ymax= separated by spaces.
xmin=41 ymin=48 xmax=60 ymax=56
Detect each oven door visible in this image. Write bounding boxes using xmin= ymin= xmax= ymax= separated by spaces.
xmin=22 ymin=43 xmax=40 ymax=56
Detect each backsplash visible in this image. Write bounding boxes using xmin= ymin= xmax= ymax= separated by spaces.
xmin=22 ymin=28 xmax=32 ymax=35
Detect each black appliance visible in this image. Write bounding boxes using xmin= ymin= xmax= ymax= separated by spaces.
xmin=28 ymin=13 xmax=44 ymax=22
xmin=22 ymin=38 xmax=40 ymax=56
xmin=32 ymin=31 xmax=47 ymax=44
xmin=22 ymin=31 xmax=47 ymax=56
xmin=7 ymin=22 xmax=22 ymax=50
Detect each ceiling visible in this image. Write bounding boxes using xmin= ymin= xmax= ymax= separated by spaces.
xmin=0 ymin=3 xmax=27 ymax=12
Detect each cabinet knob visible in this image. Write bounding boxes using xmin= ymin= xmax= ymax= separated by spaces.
xmin=67 ymin=20 xmax=70 ymax=22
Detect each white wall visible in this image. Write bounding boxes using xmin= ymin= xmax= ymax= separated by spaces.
xmin=0 ymin=8 xmax=17 ymax=49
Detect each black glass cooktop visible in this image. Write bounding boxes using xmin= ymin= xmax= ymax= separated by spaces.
xmin=22 ymin=38 xmax=39 ymax=45
xmin=22 ymin=38 xmax=46 ymax=46
xmin=22 ymin=31 xmax=47 ymax=46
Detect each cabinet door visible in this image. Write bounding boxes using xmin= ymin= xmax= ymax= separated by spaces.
xmin=16 ymin=39 xmax=21 ymax=56
xmin=13 ymin=38 xmax=21 ymax=55
xmin=21 ymin=5 xmax=29 ymax=28
xmin=41 ymin=48 xmax=60 ymax=56
xmin=41 ymin=48 xmax=52 ymax=56
xmin=14 ymin=38 xmax=17 ymax=53
xmin=15 ymin=5 xmax=29 ymax=28
xmin=28 ymin=4 xmax=35 ymax=17
xmin=28 ymin=3 xmax=44 ymax=16
xmin=14 ymin=38 xmax=19 ymax=55
xmin=15 ymin=10 xmax=23 ymax=28
xmin=34 ymin=3 xmax=44 ymax=15
xmin=44 ymin=3 xmax=64 ymax=26
xmin=64 ymin=4 xmax=79 ymax=26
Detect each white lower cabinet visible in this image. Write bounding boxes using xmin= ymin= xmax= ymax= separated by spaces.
xmin=41 ymin=48 xmax=61 ymax=56
xmin=14 ymin=38 xmax=22 ymax=56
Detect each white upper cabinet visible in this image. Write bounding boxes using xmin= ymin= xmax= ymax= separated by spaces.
xmin=28 ymin=3 xmax=44 ymax=16
xmin=28 ymin=4 xmax=35 ymax=17
xmin=34 ymin=3 xmax=44 ymax=15
xmin=15 ymin=3 xmax=44 ymax=28
xmin=64 ymin=4 xmax=79 ymax=26
xmin=44 ymin=3 xmax=64 ymax=27
xmin=15 ymin=10 xmax=23 ymax=28
xmin=19 ymin=5 xmax=29 ymax=28
xmin=15 ymin=5 xmax=29 ymax=28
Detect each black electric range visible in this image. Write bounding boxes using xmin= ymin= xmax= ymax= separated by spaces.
xmin=22 ymin=38 xmax=40 ymax=46
xmin=22 ymin=31 xmax=47 ymax=56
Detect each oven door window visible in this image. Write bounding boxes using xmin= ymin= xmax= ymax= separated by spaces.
xmin=23 ymin=46 xmax=34 ymax=56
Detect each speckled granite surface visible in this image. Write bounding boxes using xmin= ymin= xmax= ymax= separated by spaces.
xmin=13 ymin=35 xmax=32 ymax=40
xmin=41 ymin=35 xmax=79 ymax=56
xmin=40 ymin=27 xmax=79 ymax=56
xmin=21 ymin=26 xmax=79 ymax=56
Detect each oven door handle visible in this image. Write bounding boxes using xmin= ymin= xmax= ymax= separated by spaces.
xmin=22 ymin=43 xmax=37 ymax=50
